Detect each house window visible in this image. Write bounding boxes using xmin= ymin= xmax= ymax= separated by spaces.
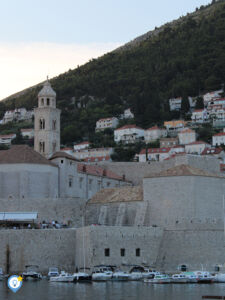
xmin=97 ymin=180 xmax=101 ymax=191
xmin=52 ymin=120 xmax=56 ymax=130
xmin=215 ymin=265 xmax=220 ymax=272
xmin=105 ymin=248 xmax=110 ymax=257
xmin=41 ymin=98 xmax=44 ymax=106
xmin=120 ymin=248 xmax=125 ymax=257
xmin=69 ymin=177 xmax=73 ymax=188
xmin=136 ymin=248 xmax=140 ymax=257
xmin=79 ymin=177 xmax=83 ymax=189
xmin=61 ymin=160 xmax=64 ymax=164
xmin=47 ymin=98 xmax=50 ymax=106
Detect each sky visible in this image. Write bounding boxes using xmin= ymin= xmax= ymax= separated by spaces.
xmin=0 ymin=0 xmax=211 ymax=100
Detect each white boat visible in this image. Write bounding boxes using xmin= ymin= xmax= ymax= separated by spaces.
xmin=0 ymin=268 xmax=4 ymax=281
xmin=193 ymin=271 xmax=214 ymax=283
xmin=48 ymin=267 xmax=59 ymax=278
xmin=112 ymin=271 xmax=131 ymax=281
xmin=171 ymin=273 xmax=188 ymax=283
xmin=73 ymin=272 xmax=92 ymax=282
xmin=144 ymin=274 xmax=171 ymax=284
xmin=214 ymin=273 xmax=225 ymax=282
xmin=22 ymin=265 xmax=42 ymax=281
xmin=49 ymin=271 xmax=74 ymax=282
xmin=129 ymin=266 xmax=156 ymax=280
xmin=92 ymin=266 xmax=113 ymax=281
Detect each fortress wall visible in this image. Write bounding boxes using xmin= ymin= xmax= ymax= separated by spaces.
xmin=98 ymin=155 xmax=221 ymax=185
xmin=75 ymin=226 xmax=164 ymax=270
xmin=156 ymin=229 xmax=225 ymax=273
xmin=143 ymin=176 xmax=225 ymax=230
xmin=0 ymin=229 xmax=76 ymax=274
xmin=0 ymin=197 xmax=84 ymax=226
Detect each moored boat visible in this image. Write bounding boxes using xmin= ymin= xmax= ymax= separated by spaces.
xmin=112 ymin=270 xmax=131 ymax=281
xmin=48 ymin=267 xmax=59 ymax=279
xmin=214 ymin=273 xmax=225 ymax=283
xmin=171 ymin=274 xmax=188 ymax=283
xmin=49 ymin=271 xmax=74 ymax=282
xmin=144 ymin=274 xmax=171 ymax=284
xmin=22 ymin=265 xmax=42 ymax=281
xmin=92 ymin=266 xmax=113 ymax=281
xmin=193 ymin=271 xmax=214 ymax=283
xmin=73 ymin=272 xmax=92 ymax=282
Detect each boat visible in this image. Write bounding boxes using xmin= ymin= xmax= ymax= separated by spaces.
xmin=112 ymin=270 xmax=131 ymax=281
xmin=144 ymin=274 xmax=171 ymax=284
xmin=182 ymin=272 xmax=198 ymax=283
xmin=49 ymin=271 xmax=74 ymax=282
xmin=171 ymin=273 xmax=188 ymax=283
xmin=48 ymin=267 xmax=59 ymax=278
xmin=92 ymin=266 xmax=113 ymax=281
xmin=214 ymin=273 xmax=225 ymax=283
xmin=22 ymin=265 xmax=42 ymax=281
xmin=0 ymin=268 xmax=4 ymax=281
xmin=73 ymin=272 xmax=92 ymax=282
xmin=193 ymin=271 xmax=214 ymax=283
xmin=129 ymin=266 xmax=155 ymax=280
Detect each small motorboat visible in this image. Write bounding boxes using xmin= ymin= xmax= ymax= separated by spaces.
xmin=129 ymin=266 xmax=155 ymax=280
xmin=92 ymin=266 xmax=113 ymax=281
xmin=48 ymin=267 xmax=59 ymax=278
xmin=22 ymin=265 xmax=42 ymax=281
xmin=73 ymin=272 xmax=92 ymax=282
xmin=144 ymin=274 xmax=171 ymax=284
xmin=171 ymin=273 xmax=188 ymax=283
xmin=193 ymin=271 xmax=214 ymax=283
xmin=214 ymin=273 xmax=225 ymax=282
xmin=112 ymin=270 xmax=131 ymax=281
xmin=49 ymin=271 xmax=74 ymax=282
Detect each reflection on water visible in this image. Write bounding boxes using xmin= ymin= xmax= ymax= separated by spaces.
xmin=0 ymin=280 xmax=225 ymax=300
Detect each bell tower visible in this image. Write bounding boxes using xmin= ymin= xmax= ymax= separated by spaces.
xmin=34 ymin=78 xmax=61 ymax=158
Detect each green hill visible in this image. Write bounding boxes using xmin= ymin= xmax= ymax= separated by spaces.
xmin=1 ymin=0 xmax=225 ymax=145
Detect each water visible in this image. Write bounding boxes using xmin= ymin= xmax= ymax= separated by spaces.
xmin=1 ymin=280 xmax=225 ymax=300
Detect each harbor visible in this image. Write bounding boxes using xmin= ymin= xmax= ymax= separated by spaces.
xmin=1 ymin=280 xmax=225 ymax=300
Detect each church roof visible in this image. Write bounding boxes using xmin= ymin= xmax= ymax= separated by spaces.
xmin=50 ymin=151 xmax=80 ymax=161
xmin=0 ymin=145 xmax=57 ymax=167
xmin=145 ymin=164 xmax=224 ymax=179
xmin=38 ymin=80 xmax=56 ymax=97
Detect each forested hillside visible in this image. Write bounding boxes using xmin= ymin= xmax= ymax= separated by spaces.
xmin=1 ymin=0 xmax=225 ymax=145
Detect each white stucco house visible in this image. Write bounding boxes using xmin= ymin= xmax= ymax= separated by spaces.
xmin=95 ymin=117 xmax=119 ymax=131
xmin=138 ymin=147 xmax=171 ymax=162
xmin=185 ymin=141 xmax=210 ymax=155
xmin=178 ymin=128 xmax=196 ymax=145
xmin=74 ymin=141 xmax=90 ymax=151
xmin=191 ymin=109 xmax=209 ymax=123
xmin=21 ymin=128 xmax=34 ymax=139
xmin=0 ymin=133 xmax=16 ymax=145
xmin=212 ymin=132 xmax=225 ymax=146
xmin=144 ymin=126 xmax=167 ymax=143
xmin=114 ymin=125 xmax=145 ymax=144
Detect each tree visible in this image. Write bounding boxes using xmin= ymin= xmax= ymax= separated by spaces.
xmin=181 ymin=96 xmax=190 ymax=115
xmin=195 ymin=97 xmax=204 ymax=109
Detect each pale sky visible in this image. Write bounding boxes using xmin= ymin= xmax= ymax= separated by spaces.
xmin=0 ymin=0 xmax=211 ymax=100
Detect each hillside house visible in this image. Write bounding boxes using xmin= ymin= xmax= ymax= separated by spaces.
xmin=144 ymin=126 xmax=167 ymax=143
xmin=73 ymin=147 xmax=113 ymax=160
xmin=185 ymin=141 xmax=210 ymax=155
xmin=191 ymin=109 xmax=209 ymax=123
xmin=203 ymin=90 xmax=223 ymax=107
xmin=95 ymin=117 xmax=119 ymax=131
xmin=74 ymin=141 xmax=90 ymax=151
xmin=164 ymin=120 xmax=186 ymax=133
xmin=160 ymin=137 xmax=179 ymax=148
xmin=114 ymin=125 xmax=145 ymax=144
xmin=138 ymin=147 xmax=171 ymax=162
xmin=0 ymin=133 xmax=16 ymax=145
xmin=212 ymin=132 xmax=225 ymax=146
xmin=178 ymin=128 xmax=196 ymax=145
xmin=21 ymin=128 xmax=34 ymax=139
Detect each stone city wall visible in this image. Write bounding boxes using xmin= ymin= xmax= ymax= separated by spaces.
xmin=0 ymin=229 xmax=76 ymax=274
xmin=98 ymin=155 xmax=221 ymax=185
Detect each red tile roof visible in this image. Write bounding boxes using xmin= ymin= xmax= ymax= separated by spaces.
xmin=0 ymin=133 xmax=16 ymax=138
xmin=179 ymin=128 xmax=195 ymax=134
xmin=21 ymin=128 xmax=33 ymax=132
xmin=98 ymin=117 xmax=115 ymax=122
xmin=115 ymin=125 xmax=143 ymax=131
xmin=146 ymin=126 xmax=160 ymax=131
xmin=139 ymin=147 xmax=171 ymax=155
xmin=77 ymin=163 xmax=124 ymax=181
xmin=83 ymin=156 xmax=111 ymax=162
xmin=74 ymin=141 xmax=90 ymax=146
xmin=201 ymin=147 xmax=224 ymax=155
xmin=186 ymin=141 xmax=209 ymax=146
xmin=213 ymin=132 xmax=225 ymax=137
